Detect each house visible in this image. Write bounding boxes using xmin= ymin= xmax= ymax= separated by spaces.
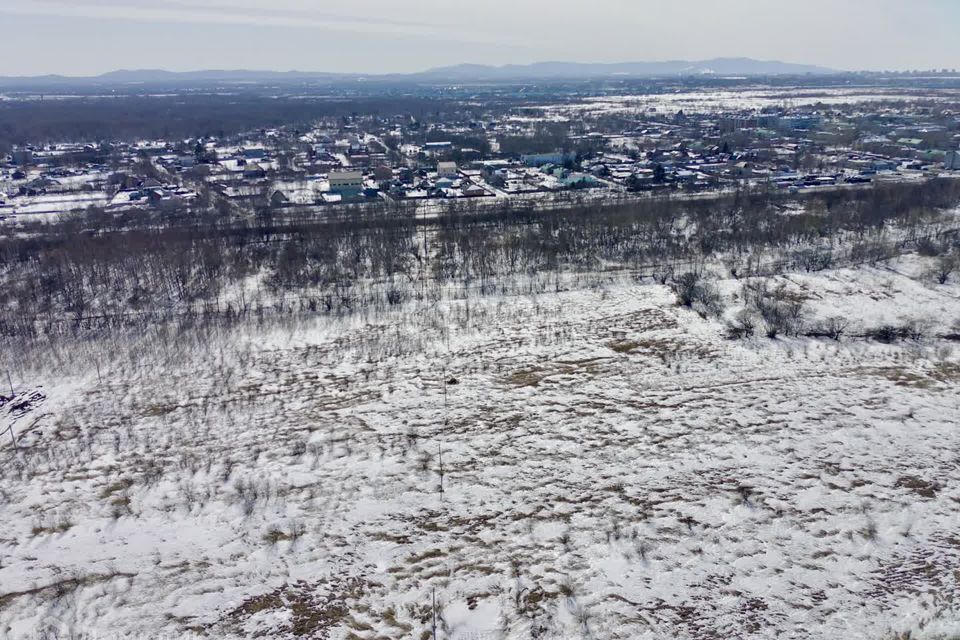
xmin=269 ymin=190 xmax=289 ymax=208
xmin=458 ymin=148 xmax=482 ymax=162
xmin=11 ymin=150 xmax=33 ymax=166
xmin=945 ymin=150 xmax=960 ymax=171
xmin=242 ymin=147 xmax=267 ymax=160
xmin=562 ymin=173 xmax=599 ymax=189
xmin=424 ymin=141 xmax=453 ymax=152
xmin=719 ymin=116 xmax=756 ymax=133
xmin=783 ymin=116 xmax=822 ymax=131
xmin=243 ymin=164 xmax=267 ymax=179
xmin=328 ymin=170 xmax=364 ymax=197
xmin=437 ymin=161 xmax=458 ymax=178
xmin=757 ymin=114 xmax=782 ymax=128
xmin=522 ymin=152 xmax=575 ymax=167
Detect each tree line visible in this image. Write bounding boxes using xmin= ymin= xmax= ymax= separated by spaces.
xmin=1 ymin=179 xmax=959 ymax=340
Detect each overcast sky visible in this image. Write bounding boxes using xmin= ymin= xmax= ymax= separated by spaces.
xmin=1 ymin=0 xmax=958 ymax=76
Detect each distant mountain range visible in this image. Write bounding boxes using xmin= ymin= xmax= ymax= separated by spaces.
xmin=417 ymin=58 xmax=839 ymax=80
xmin=0 ymin=58 xmax=840 ymax=87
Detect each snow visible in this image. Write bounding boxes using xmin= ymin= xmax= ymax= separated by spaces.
xmin=1 ymin=261 xmax=959 ymax=639
xmin=4 ymin=192 xmax=110 ymax=215
xmin=534 ymin=87 xmax=960 ymax=118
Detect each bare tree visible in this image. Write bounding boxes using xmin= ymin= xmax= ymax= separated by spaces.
xmin=932 ymin=254 xmax=959 ymax=285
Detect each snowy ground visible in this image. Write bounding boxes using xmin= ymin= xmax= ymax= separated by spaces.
xmin=1 ymin=261 xmax=960 ymax=640
xmin=535 ymin=87 xmax=960 ymax=118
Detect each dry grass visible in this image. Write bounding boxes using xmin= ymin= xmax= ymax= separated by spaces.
xmin=226 ymin=577 xmax=371 ymax=638
xmin=608 ymin=339 xmax=642 ymax=354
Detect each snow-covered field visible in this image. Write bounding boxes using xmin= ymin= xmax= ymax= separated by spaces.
xmin=535 ymin=87 xmax=960 ymax=118
xmin=2 ymin=261 xmax=960 ymax=640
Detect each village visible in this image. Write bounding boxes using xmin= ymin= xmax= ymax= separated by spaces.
xmin=2 ymin=86 xmax=960 ymax=219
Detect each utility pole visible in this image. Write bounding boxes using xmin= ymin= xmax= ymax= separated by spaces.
xmin=5 ymin=371 xmax=13 ymax=399
xmin=442 ymin=367 xmax=448 ymax=416
xmin=438 ymin=443 xmax=444 ymax=495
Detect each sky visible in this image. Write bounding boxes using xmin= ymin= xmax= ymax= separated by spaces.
xmin=0 ymin=0 xmax=958 ymax=76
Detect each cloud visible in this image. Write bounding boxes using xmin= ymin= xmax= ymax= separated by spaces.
xmin=0 ymin=0 xmax=506 ymax=43
xmin=26 ymin=0 xmax=431 ymax=29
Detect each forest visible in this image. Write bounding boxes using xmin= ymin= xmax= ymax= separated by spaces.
xmin=0 ymin=94 xmax=460 ymax=153
xmin=2 ymin=179 xmax=958 ymax=344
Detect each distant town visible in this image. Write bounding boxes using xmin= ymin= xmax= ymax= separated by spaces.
xmin=3 ymin=76 xmax=960 ymax=220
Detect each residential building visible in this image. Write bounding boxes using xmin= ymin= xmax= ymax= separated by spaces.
xmin=11 ymin=150 xmax=33 ymax=166
xmin=522 ymin=152 xmax=575 ymax=167
xmin=945 ymin=150 xmax=960 ymax=170
xmin=329 ymin=170 xmax=364 ymax=196
xmin=437 ymin=161 xmax=458 ymax=178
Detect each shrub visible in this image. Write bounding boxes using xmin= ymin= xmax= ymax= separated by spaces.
xmin=949 ymin=318 xmax=960 ymax=340
xmin=809 ymin=315 xmax=851 ymax=341
xmin=671 ymin=272 xmax=725 ymax=318
xmin=793 ymin=249 xmax=834 ymax=272
xmin=931 ymin=254 xmax=958 ymax=285
xmin=900 ymin=318 xmax=932 ymax=341
xmin=725 ymin=309 xmax=758 ymax=340
xmin=743 ymin=280 xmax=807 ymax=338
xmin=866 ymin=324 xmax=903 ymax=343
xmin=864 ymin=320 xmax=928 ymax=343
xmin=916 ymin=237 xmax=946 ymax=257
xmin=672 ymin=272 xmax=702 ymax=306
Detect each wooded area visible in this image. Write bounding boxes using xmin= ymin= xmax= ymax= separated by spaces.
xmin=2 ymin=179 xmax=958 ymax=340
